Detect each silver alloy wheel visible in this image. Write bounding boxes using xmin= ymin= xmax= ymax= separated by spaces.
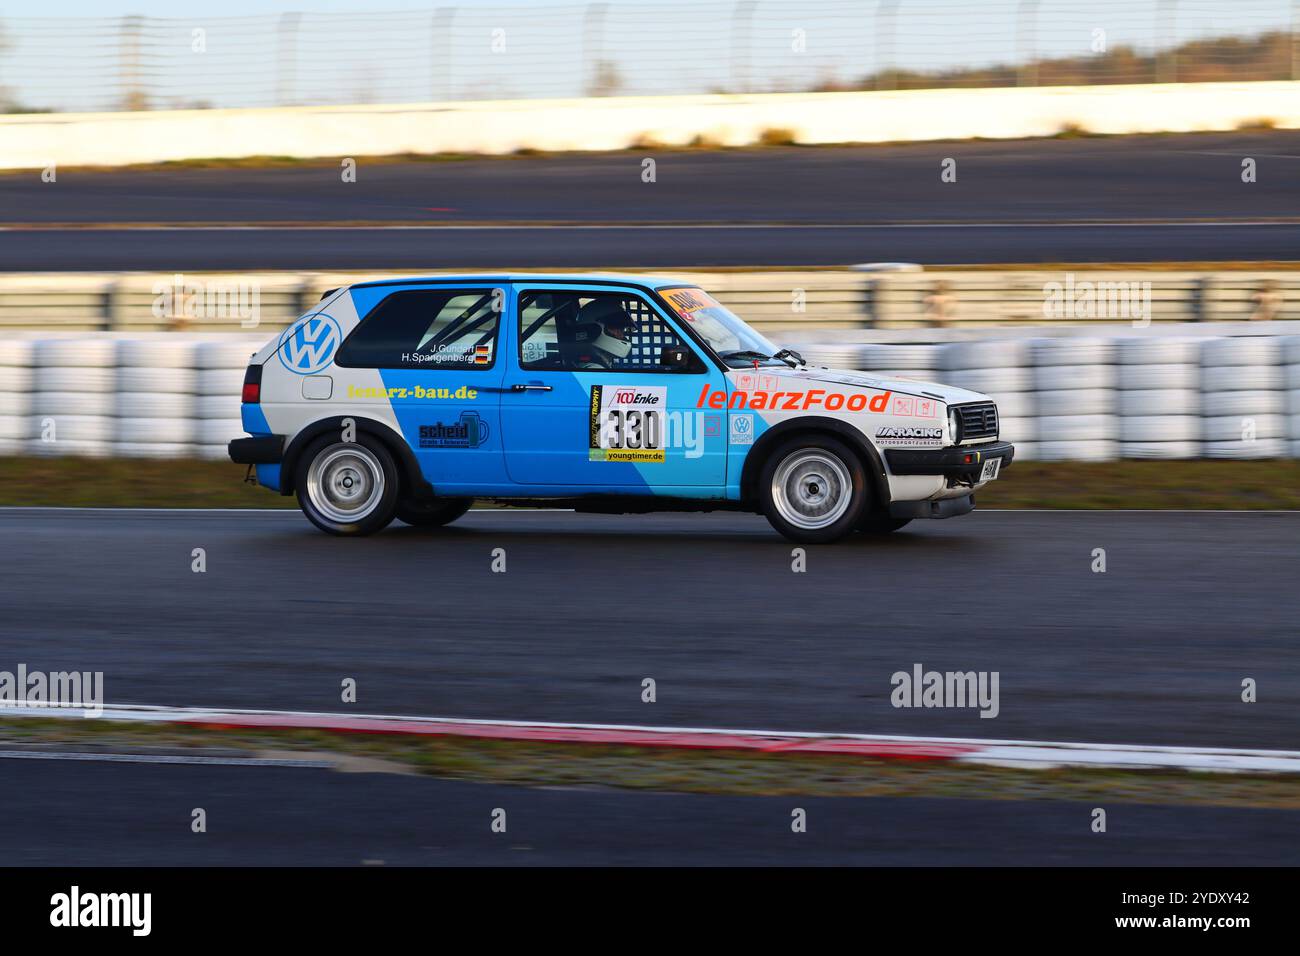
xmin=770 ymin=449 xmax=853 ymax=530
xmin=306 ymin=442 xmax=385 ymax=524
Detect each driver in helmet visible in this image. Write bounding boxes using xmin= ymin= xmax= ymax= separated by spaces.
xmin=572 ymin=298 xmax=636 ymax=370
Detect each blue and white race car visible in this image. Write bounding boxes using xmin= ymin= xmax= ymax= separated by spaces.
xmin=229 ymin=274 xmax=1013 ymax=543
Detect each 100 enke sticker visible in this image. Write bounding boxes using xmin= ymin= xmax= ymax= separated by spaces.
xmin=589 ymin=385 xmax=667 ymax=462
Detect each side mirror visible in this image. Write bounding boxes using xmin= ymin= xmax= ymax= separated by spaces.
xmin=660 ymin=346 xmax=693 ymax=369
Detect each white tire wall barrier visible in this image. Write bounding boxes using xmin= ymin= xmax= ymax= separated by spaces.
xmin=4 ymin=335 xmax=261 ymax=460
xmin=0 ymin=332 xmax=1298 ymax=462
xmin=1289 ymin=337 xmax=1300 ymax=459
xmin=192 ymin=341 xmax=256 ymax=460
xmin=1115 ymin=338 xmax=1203 ymax=460
xmin=1200 ymin=337 xmax=1288 ymax=459
xmin=936 ymin=339 xmax=1038 ymax=459
xmin=29 ymin=340 xmax=115 ymax=457
xmin=115 ymin=339 xmax=197 ymax=459
xmin=821 ymin=333 xmax=1300 ymax=462
xmin=1034 ymin=338 xmax=1118 ymax=465
xmin=0 ymin=339 xmax=35 ymax=455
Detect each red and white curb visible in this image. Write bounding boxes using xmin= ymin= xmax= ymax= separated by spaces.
xmin=2 ymin=703 xmax=1298 ymax=774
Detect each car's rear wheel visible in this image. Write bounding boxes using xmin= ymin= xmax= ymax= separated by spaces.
xmin=296 ymin=435 xmax=398 ymax=536
xmin=395 ymin=497 xmax=473 ymax=528
xmin=759 ymin=435 xmax=869 ymax=544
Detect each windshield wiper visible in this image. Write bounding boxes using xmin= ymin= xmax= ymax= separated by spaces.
xmin=772 ymin=348 xmax=804 ymax=368
xmin=719 ymin=349 xmax=775 ymax=364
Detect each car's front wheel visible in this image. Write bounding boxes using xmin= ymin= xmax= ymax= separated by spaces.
xmin=395 ymin=497 xmax=473 ymax=528
xmin=759 ymin=435 xmax=870 ymax=544
xmin=295 ymin=435 xmax=399 ymax=536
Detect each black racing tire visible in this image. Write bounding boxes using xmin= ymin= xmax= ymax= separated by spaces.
xmin=295 ymin=434 xmax=399 ymax=536
xmin=856 ymin=513 xmax=913 ymax=535
xmin=758 ymin=434 xmax=870 ymax=544
xmin=395 ymin=497 xmax=474 ymax=528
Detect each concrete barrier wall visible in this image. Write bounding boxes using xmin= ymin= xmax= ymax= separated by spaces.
xmin=3 ymin=270 xmax=1299 ymax=334
xmin=1 ymin=330 xmax=1297 ymax=463
xmin=3 ymin=81 xmax=1299 ymax=169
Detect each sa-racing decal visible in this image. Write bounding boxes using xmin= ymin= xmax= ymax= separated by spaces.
xmin=875 ymin=425 xmax=943 ymax=447
xmin=589 ymin=384 xmax=667 ymax=463
xmin=419 ymin=411 xmax=491 ymax=448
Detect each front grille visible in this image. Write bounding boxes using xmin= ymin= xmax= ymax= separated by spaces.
xmin=955 ymin=402 xmax=998 ymax=442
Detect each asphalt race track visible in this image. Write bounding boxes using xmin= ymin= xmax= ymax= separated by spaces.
xmin=1 ymin=758 xmax=1296 ymax=865
xmin=2 ymin=508 xmax=1295 ymax=749
xmin=6 ymin=133 xmax=1298 ymax=225
xmin=5 ymin=223 xmax=1300 ymax=271
xmin=3 ymin=131 xmax=1299 ymax=268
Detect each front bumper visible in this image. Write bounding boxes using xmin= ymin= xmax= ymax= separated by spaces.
xmin=888 ymin=495 xmax=976 ymax=519
xmin=228 ymin=435 xmax=285 ymax=465
xmin=884 ymin=440 xmax=1015 ymax=479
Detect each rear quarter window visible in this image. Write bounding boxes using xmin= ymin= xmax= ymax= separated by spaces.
xmin=335 ymin=288 xmax=502 ymax=370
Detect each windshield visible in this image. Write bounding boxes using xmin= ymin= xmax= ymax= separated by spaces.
xmin=658 ymin=286 xmax=786 ymax=367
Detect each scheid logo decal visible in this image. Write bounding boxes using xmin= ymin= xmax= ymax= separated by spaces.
xmin=419 ymin=411 xmax=491 ymax=448
xmin=278 ymin=313 xmax=341 ymax=375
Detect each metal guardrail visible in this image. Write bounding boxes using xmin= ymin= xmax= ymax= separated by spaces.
xmin=861 ymin=271 xmax=1300 ymax=327
xmin=0 ymin=270 xmax=1297 ymax=334
xmin=1 ymin=1 xmax=1298 ymax=113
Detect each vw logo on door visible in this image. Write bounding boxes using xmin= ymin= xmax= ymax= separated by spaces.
xmin=729 ymin=413 xmax=755 ymax=445
xmin=277 ymin=313 xmax=342 ymax=375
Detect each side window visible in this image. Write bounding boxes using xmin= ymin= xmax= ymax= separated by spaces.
xmin=336 ymin=288 xmax=501 ymax=369
xmin=518 ymin=290 xmax=699 ymax=372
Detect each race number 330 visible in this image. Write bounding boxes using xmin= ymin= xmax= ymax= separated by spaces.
xmin=589 ymin=385 xmax=667 ymax=463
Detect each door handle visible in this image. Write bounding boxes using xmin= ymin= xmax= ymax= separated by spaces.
xmin=511 ymin=384 xmax=553 ymax=392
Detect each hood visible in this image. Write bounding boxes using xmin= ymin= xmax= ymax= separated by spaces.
xmin=745 ymin=364 xmax=992 ymax=407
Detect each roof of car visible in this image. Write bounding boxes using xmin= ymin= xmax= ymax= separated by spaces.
xmin=347 ymin=273 xmax=697 ymax=292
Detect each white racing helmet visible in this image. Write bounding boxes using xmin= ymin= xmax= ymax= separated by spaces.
xmin=576 ymin=298 xmax=635 ymax=360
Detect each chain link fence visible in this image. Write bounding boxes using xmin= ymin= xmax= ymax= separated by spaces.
xmin=1 ymin=0 xmax=1298 ymax=114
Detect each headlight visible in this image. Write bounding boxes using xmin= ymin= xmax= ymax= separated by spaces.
xmin=948 ymin=407 xmax=962 ymax=445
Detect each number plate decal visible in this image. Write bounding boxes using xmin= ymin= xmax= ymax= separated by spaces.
xmin=589 ymin=385 xmax=667 ymax=463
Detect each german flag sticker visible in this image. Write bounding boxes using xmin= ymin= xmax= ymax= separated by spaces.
xmin=474 ymin=345 xmax=491 ymax=365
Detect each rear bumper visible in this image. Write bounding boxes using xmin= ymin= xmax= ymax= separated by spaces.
xmin=228 ymin=435 xmax=285 ymax=465
xmin=884 ymin=440 xmax=1015 ymax=479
